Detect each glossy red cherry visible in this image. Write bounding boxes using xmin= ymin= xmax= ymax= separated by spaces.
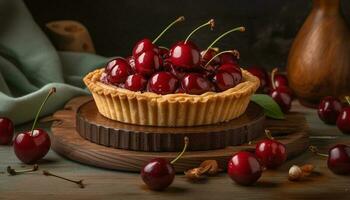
xmin=141 ymin=137 xmax=189 ymax=190
xmin=213 ymin=72 xmax=236 ymax=92
xmin=105 ymin=58 xmax=128 ymax=74
xmin=132 ymin=16 xmax=185 ymax=57
xmin=14 ymin=128 xmax=51 ymax=164
xmin=132 ymin=38 xmax=158 ymax=57
xmin=135 ymin=50 xmax=162 ymax=77
xmin=273 ymin=73 xmax=289 ymax=88
xmin=269 ymin=68 xmax=292 ymax=113
xmin=148 ymin=72 xmax=178 ymax=95
xmin=318 ymin=96 xmax=342 ymax=125
xmin=14 ymin=88 xmax=55 ymax=164
xmin=336 ymin=96 xmax=350 ymax=134
xmin=255 ymin=130 xmax=287 ymax=169
xmin=269 ymin=87 xmax=292 ymax=113
xmin=0 ymin=117 xmax=14 ymax=145
xmin=327 ymin=144 xmax=350 ymax=175
xmin=181 ymin=73 xmax=212 ymax=95
xmin=169 ymin=19 xmax=214 ymax=69
xmin=169 ymin=41 xmax=201 ymax=69
xmin=107 ymin=61 xmax=131 ymax=84
xmin=124 ymin=74 xmax=147 ymax=92
xmin=227 ymin=151 xmax=262 ymax=186
xmin=246 ymin=66 xmax=269 ymax=93
xmin=217 ymin=63 xmax=242 ymax=84
xmin=219 ymin=50 xmax=240 ymax=65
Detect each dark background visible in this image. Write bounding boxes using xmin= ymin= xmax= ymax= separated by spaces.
xmin=23 ymin=0 xmax=350 ymax=70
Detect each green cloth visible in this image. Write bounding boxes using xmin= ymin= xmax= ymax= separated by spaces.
xmin=0 ymin=0 xmax=108 ymax=125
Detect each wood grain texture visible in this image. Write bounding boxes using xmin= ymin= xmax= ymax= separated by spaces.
xmin=50 ymin=96 xmax=309 ymax=172
xmin=76 ymin=99 xmax=265 ymax=152
xmin=287 ymin=0 xmax=350 ymax=105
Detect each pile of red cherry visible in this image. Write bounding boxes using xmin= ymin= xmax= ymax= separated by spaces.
xmin=246 ymin=66 xmax=293 ymax=113
xmin=318 ymin=96 xmax=350 ymax=134
xmin=0 ymin=88 xmax=54 ymax=164
xmin=101 ymin=17 xmax=246 ymax=95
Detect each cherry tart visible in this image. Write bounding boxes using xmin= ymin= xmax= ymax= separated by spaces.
xmin=84 ymin=67 xmax=258 ymax=127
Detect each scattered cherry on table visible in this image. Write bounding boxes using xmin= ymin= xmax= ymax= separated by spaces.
xmin=336 ymin=96 xmax=350 ymax=134
xmin=255 ymin=130 xmax=287 ymax=169
xmin=13 ymin=88 xmax=55 ymax=164
xmin=141 ymin=137 xmax=189 ymax=191
xmin=227 ymin=151 xmax=262 ymax=186
xmin=269 ymin=68 xmax=292 ymax=113
xmin=0 ymin=117 xmax=14 ymax=145
xmin=318 ymin=96 xmax=343 ymax=125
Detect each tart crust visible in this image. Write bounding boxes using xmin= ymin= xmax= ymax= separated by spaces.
xmin=84 ymin=68 xmax=260 ymax=127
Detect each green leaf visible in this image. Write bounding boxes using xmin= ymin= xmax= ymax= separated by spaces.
xmin=251 ymin=94 xmax=285 ymax=120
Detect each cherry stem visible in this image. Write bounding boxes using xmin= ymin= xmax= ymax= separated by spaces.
xmin=43 ymin=170 xmax=85 ymax=188
xmin=184 ymin=19 xmax=215 ymax=44
xmin=153 ymin=16 xmax=185 ymax=44
xmin=265 ymin=129 xmax=275 ymax=140
xmin=204 ymin=50 xmax=237 ymax=67
xmin=271 ymin=68 xmax=278 ymax=89
xmin=30 ymin=88 xmax=56 ymax=135
xmin=7 ymin=164 xmax=39 ymax=176
xmin=309 ymin=146 xmax=328 ymax=158
xmin=345 ymin=96 xmax=350 ymax=105
xmin=171 ymin=137 xmax=189 ymax=164
xmin=203 ymin=50 xmax=235 ymax=68
xmin=202 ymin=26 xmax=245 ymax=57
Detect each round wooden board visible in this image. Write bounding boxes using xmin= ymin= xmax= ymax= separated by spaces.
xmin=76 ymin=99 xmax=265 ymax=152
xmin=51 ymin=96 xmax=309 ymax=172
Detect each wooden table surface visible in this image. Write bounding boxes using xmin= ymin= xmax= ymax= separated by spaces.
xmin=0 ymin=101 xmax=349 ymax=200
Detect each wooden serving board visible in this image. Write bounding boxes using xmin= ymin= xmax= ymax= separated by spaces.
xmin=76 ymin=99 xmax=265 ymax=152
xmin=51 ymin=96 xmax=309 ymax=172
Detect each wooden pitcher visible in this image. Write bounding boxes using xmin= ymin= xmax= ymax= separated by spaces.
xmin=286 ymin=0 xmax=350 ymax=106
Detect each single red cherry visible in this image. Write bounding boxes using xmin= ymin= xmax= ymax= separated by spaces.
xmin=212 ymin=71 xmax=236 ymax=92
xmin=0 ymin=117 xmax=14 ymax=145
xmin=310 ymin=145 xmax=350 ymax=175
xmin=269 ymin=68 xmax=292 ymax=113
xmin=218 ymin=63 xmax=242 ymax=81
xmin=336 ymin=96 xmax=350 ymax=134
xmin=255 ymin=130 xmax=287 ymax=169
xmin=132 ymin=16 xmax=185 ymax=56
xmin=124 ymin=74 xmax=147 ymax=92
xmin=135 ymin=50 xmax=162 ymax=77
xmin=227 ymin=151 xmax=262 ymax=186
xmin=273 ymin=73 xmax=289 ymax=88
xmin=181 ymin=73 xmax=212 ymax=95
xmin=246 ymin=66 xmax=269 ymax=93
xmin=207 ymin=50 xmax=242 ymax=85
xmin=328 ymin=144 xmax=350 ymax=175
xmin=148 ymin=72 xmax=178 ymax=95
xmin=107 ymin=60 xmax=131 ymax=85
xmin=318 ymin=96 xmax=342 ymax=125
xmin=169 ymin=19 xmax=215 ymax=69
xmin=105 ymin=58 xmax=128 ymax=74
xmin=14 ymin=88 xmax=55 ymax=164
xmin=141 ymin=137 xmax=189 ymax=190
